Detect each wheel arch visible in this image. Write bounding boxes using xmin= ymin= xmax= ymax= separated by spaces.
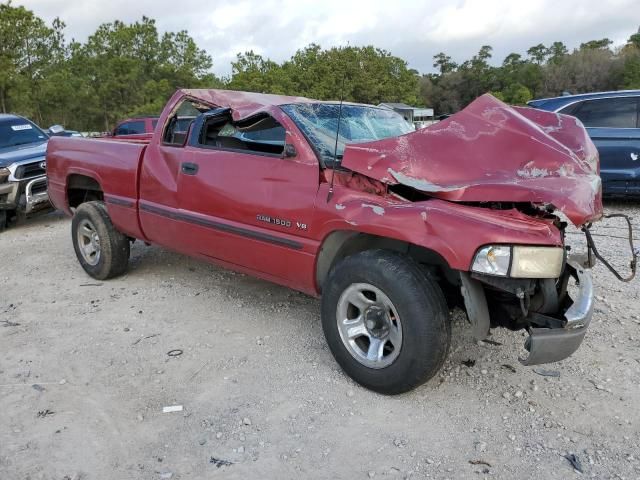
xmin=315 ymin=230 xmax=459 ymax=294
xmin=66 ymin=173 xmax=104 ymax=208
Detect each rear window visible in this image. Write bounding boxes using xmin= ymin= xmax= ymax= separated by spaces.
xmin=563 ymin=97 xmax=639 ymax=128
xmin=114 ymin=120 xmax=146 ymax=136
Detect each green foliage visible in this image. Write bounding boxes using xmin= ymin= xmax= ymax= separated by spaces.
xmin=1 ymin=2 xmax=638 ymax=127
xmin=622 ymin=56 xmax=640 ymax=88
xmin=424 ymin=33 xmax=638 ymax=115
xmin=0 ymin=1 xmax=65 ymax=122
xmin=0 ymin=2 xmax=216 ymax=130
xmin=547 ymin=41 xmax=568 ymax=64
xmin=527 ymin=44 xmax=548 ymax=64
xmin=227 ymin=45 xmax=421 ymax=106
xmin=495 ymin=83 xmax=533 ymax=105
xmin=580 ymin=38 xmax=613 ymax=50
xmin=433 ymin=52 xmax=457 ymax=74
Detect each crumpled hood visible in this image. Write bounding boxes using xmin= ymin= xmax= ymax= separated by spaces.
xmin=341 ymin=94 xmax=603 ymax=226
xmin=0 ymin=141 xmax=47 ymax=168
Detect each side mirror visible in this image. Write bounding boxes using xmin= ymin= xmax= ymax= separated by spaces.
xmin=48 ymin=125 xmax=65 ymax=135
xmin=283 ymin=143 xmax=297 ymax=158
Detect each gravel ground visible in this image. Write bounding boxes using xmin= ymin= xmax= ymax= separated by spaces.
xmin=1 ymin=202 xmax=639 ymax=480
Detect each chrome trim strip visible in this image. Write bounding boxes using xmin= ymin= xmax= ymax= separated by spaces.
xmin=24 ymin=176 xmax=49 ymax=213
xmin=139 ymin=202 xmax=304 ymax=250
xmin=530 ymin=90 xmax=640 ymax=105
xmin=7 ymin=156 xmax=47 ymax=182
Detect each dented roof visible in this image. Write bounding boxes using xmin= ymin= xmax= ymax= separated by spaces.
xmin=180 ymin=88 xmax=315 ymax=120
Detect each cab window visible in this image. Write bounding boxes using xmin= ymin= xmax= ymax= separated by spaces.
xmin=563 ymin=97 xmax=639 ymax=128
xmin=197 ymin=112 xmax=285 ymax=156
xmin=163 ymin=100 xmax=208 ymax=146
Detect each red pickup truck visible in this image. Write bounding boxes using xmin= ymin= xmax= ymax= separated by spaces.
xmin=47 ymin=89 xmax=610 ymax=394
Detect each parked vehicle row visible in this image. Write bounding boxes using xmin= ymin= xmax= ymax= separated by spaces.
xmin=0 ymin=115 xmax=53 ymax=229
xmin=0 ymin=117 xmax=91 ymax=229
xmin=45 ymin=88 xmax=631 ymax=393
xmin=528 ymin=90 xmax=640 ymax=197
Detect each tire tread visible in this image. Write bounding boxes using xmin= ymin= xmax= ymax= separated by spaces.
xmin=321 ymin=249 xmax=451 ymax=394
xmin=72 ymin=201 xmax=129 ymax=280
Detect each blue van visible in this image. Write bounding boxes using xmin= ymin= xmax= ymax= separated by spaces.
xmin=528 ymin=90 xmax=640 ymax=197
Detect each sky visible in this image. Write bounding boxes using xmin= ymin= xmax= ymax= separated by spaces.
xmin=17 ymin=0 xmax=640 ymax=77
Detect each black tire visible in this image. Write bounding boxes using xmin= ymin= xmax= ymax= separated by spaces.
xmin=0 ymin=210 xmax=7 ymax=232
xmin=321 ymin=249 xmax=451 ymax=394
xmin=71 ymin=201 xmax=130 ymax=280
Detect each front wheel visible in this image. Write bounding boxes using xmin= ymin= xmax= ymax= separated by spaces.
xmin=71 ymin=201 xmax=130 ymax=280
xmin=321 ymin=250 xmax=451 ymax=394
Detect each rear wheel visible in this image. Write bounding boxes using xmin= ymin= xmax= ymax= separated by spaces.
xmin=321 ymin=250 xmax=451 ymax=394
xmin=71 ymin=201 xmax=130 ymax=279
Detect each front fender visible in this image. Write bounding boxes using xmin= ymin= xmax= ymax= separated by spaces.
xmin=312 ymin=183 xmax=563 ymax=273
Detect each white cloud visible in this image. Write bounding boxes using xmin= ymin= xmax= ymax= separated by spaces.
xmin=17 ymin=0 xmax=640 ymax=76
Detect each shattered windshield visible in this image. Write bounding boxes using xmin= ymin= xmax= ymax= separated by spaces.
xmin=281 ymin=103 xmax=414 ymax=167
xmin=0 ymin=118 xmax=48 ymax=150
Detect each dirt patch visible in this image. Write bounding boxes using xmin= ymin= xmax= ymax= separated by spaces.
xmin=1 ymin=204 xmax=639 ymax=479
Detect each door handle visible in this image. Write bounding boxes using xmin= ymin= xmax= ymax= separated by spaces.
xmin=181 ymin=162 xmax=199 ymax=175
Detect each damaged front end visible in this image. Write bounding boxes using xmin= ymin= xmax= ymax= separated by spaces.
xmin=461 ymin=256 xmax=594 ymax=366
xmin=341 ymin=93 xmax=603 ymax=227
xmin=338 ymin=94 xmax=637 ymax=366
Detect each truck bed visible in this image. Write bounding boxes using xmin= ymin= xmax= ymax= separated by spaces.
xmin=47 ymin=137 xmax=147 ymax=238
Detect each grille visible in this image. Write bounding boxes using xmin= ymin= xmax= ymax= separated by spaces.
xmin=15 ymin=161 xmax=46 ymax=179
xmin=31 ymin=181 xmax=48 ymax=195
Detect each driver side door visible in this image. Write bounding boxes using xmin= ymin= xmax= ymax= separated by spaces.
xmin=175 ymin=109 xmax=321 ymax=292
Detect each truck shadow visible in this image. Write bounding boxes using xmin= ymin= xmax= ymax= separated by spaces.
xmin=124 ymin=241 xmax=508 ymax=395
xmin=1 ymin=208 xmax=66 ymax=233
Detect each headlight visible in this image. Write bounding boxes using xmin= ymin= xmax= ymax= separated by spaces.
xmin=511 ymin=246 xmax=564 ymax=278
xmin=0 ymin=167 xmax=9 ymax=184
xmin=471 ymin=245 xmax=564 ymax=278
xmin=471 ymin=246 xmax=511 ymax=276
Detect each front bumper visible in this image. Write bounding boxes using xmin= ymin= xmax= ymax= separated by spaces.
xmin=519 ymin=261 xmax=593 ymax=365
xmin=461 ymin=259 xmax=594 ymax=366
xmin=0 ymin=175 xmax=50 ymax=214
xmin=23 ymin=176 xmax=49 ymax=213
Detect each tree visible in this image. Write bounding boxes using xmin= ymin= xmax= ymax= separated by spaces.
xmin=580 ymin=38 xmax=613 ymax=50
xmin=228 ymin=51 xmax=288 ymax=94
xmin=502 ymin=53 xmax=524 ymax=69
xmin=3 ymin=2 xmax=640 ymax=130
xmin=495 ymin=83 xmax=533 ymax=105
xmin=228 ymin=45 xmax=420 ymax=106
xmin=547 ymin=41 xmax=568 ymax=64
xmin=0 ymin=1 xmax=65 ymax=121
xmin=621 ymin=57 xmax=640 ymax=88
xmin=527 ymin=44 xmax=548 ymax=64
xmin=433 ymin=52 xmax=457 ymax=74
